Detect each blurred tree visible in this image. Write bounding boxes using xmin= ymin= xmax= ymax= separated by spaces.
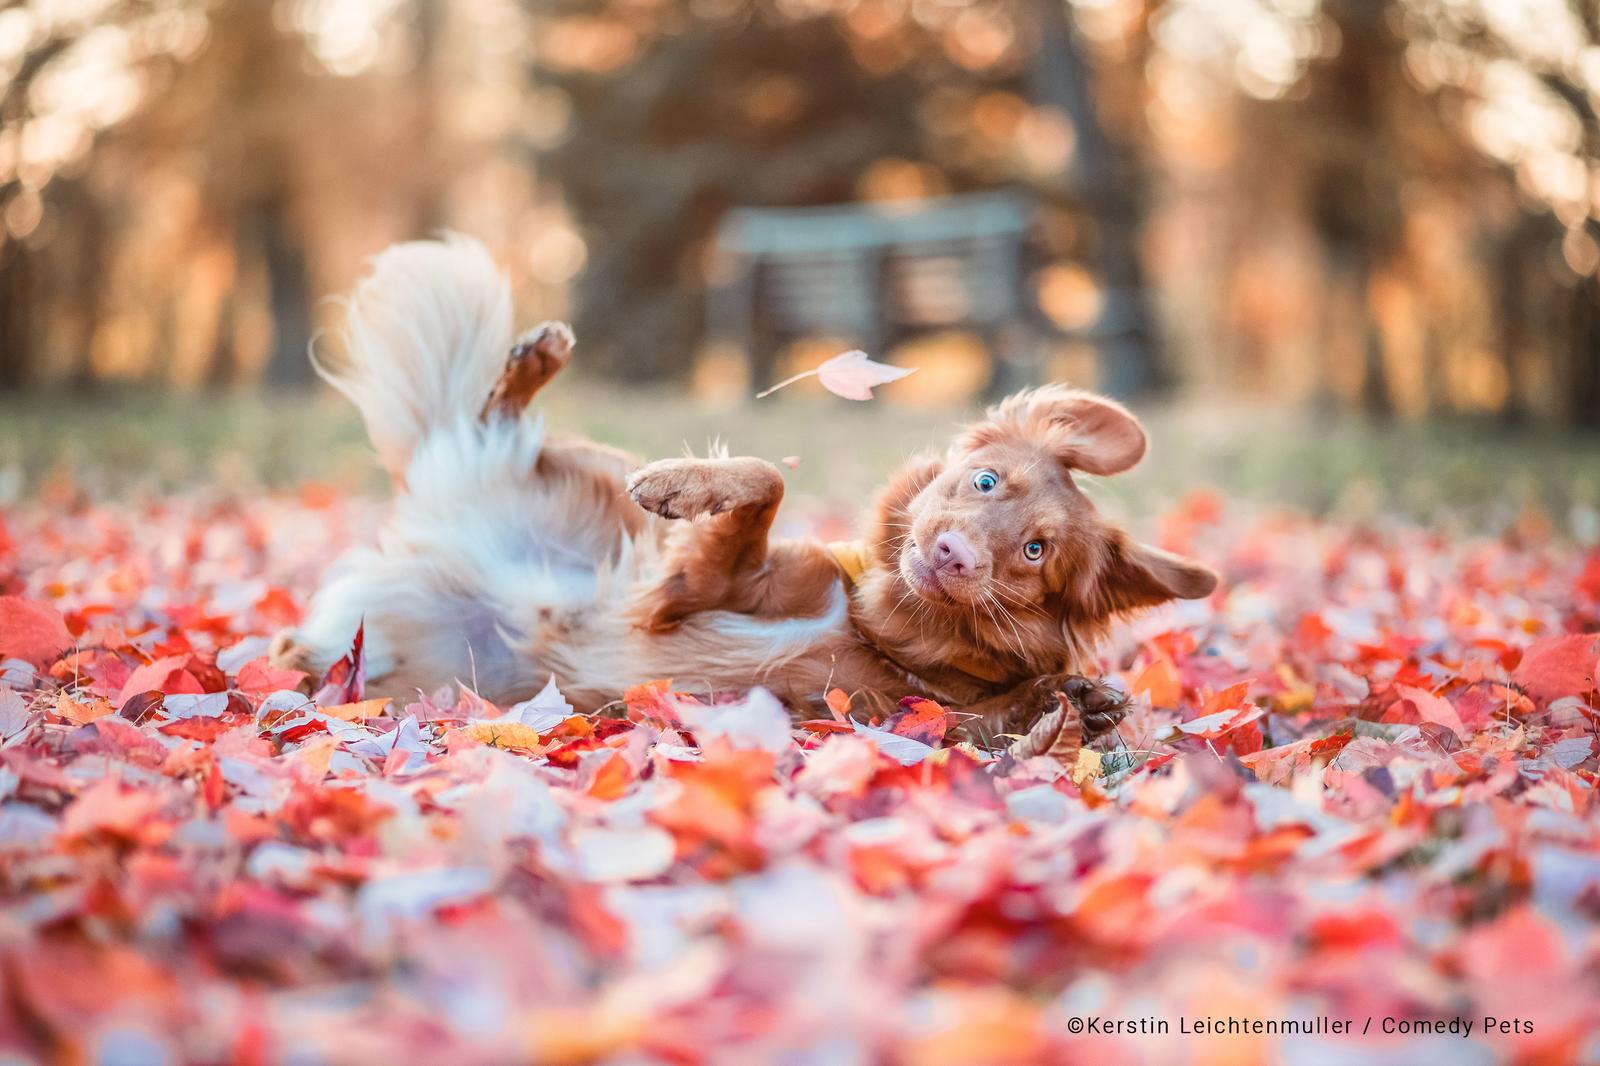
xmin=526 ymin=0 xmax=1165 ymax=394
xmin=0 ymin=0 xmax=521 ymax=392
xmin=1130 ymin=0 xmax=1599 ymax=425
xmin=1401 ymin=0 xmax=1600 ymax=426
xmin=1024 ymin=0 xmax=1161 ymax=396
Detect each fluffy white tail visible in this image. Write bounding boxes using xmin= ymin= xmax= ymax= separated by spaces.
xmin=314 ymin=235 xmax=511 ymax=477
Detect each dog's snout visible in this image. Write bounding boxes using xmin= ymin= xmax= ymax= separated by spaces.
xmin=933 ymin=531 xmax=977 ymax=576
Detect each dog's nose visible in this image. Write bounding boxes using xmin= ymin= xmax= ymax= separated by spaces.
xmin=932 ymin=531 xmax=977 ymax=576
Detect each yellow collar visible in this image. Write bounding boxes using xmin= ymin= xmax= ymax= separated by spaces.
xmin=826 ymin=539 xmax=870 ymax=586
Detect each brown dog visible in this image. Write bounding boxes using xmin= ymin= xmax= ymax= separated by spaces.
xmin=272 ymin=238 xmax=1217 ymax=748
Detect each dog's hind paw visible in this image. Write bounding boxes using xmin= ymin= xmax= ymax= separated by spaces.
xmin=626 ymin=457 xmax=781 ymax=520
xmin=482 ymin=321 xmax=574 ymax=421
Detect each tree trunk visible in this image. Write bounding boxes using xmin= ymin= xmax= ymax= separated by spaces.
xmin=1025 ymin=0 xmax=1163 ymax=398
xmin=1493 ymin=230 xmax=1527 ymax=425
xmin=0 ymin=244 xmax=34 ymax=391
xmin=411 ymin=0 xmax=447 ymax=235
xmin=255 ymin=201 xmax=314 ymax=387
xmin=1568 ymin=275 xmax=1600 ymax=428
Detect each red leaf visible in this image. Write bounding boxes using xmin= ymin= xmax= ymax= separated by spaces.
xmin=0 ymin=596 xmax=73 ymax=668
xmin=1512 ymin=633 xmax=1600 ymax=702
xmin=117 ymin=655 xmax=200 ymax=705
xmin=312 ymin=622 xmax=366 ymax=705
xmin=884 ymin=696 xmax=950 ymax=745
xmin=798 ymin=719 xmax=853 ymax=735
xmin=118 ymin=691 xmax=165 ymax=724
xmin=236 ymin=656 xmax=309 ymax=695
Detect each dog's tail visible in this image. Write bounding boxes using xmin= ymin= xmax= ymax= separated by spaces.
xmin=314 ymin=235 xmax=511 ymax=478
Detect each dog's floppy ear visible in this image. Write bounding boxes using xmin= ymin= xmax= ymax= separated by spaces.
xmin=960 ymin=385 xmax=1147 ymax=476
xmin=1045 ymin=390 xmax=1147 ymax=476
xmin=1090 ymin=535 xmax=1219 ymax=614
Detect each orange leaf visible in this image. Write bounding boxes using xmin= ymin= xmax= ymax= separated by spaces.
xmin=884 ymin=696 xmax=949 ymax=744
xmin=1131 ymin=659 xmax=1181 ymax=707
xmin=623 ymin=679 xmax=677 ymax=721
xmin=584 ymin=751 xmax=633 ymax=799
xmin=320 ymin=698 xmax=390 ymax=722
xmin=54 ymin=690 xmax=115 ymax=725
xmin=462 ymin=720 xmax=543 ymax=750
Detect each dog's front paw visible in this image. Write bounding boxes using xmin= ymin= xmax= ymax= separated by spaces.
xmin=1004 ymin=673 xmax=1127 ymax=740
xmin=626 ymin=458 xmax=780 ymax=520
xmin=1005 ymin=674 xmax=1129 ymax=762
xmin=1056 ymin=674 xmax=1129 ymax=740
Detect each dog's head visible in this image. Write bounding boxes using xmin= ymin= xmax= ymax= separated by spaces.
xmin=896 ymin=385 xmax=1217 ymax=622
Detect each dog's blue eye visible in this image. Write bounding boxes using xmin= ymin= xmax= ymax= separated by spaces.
xmin=1023 ymin=540 xmax=1045 ymax=561
xmin=972 ymin=470 xmax=999 ymax=493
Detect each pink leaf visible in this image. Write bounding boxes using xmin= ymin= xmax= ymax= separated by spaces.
xmin=1395 ymin=685 xmax=1465 ymax=735
xmin=815 ymin=350 xmax=915 ymax=401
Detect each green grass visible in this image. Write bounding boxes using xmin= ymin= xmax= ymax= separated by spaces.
xmin=2 ymin=382 xmax=1597 ymax=535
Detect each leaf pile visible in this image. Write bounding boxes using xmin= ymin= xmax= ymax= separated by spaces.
xmin=1 ymin=492 xmax=1598 ymax=1062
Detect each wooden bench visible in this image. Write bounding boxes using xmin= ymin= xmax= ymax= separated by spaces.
xmin=707 ymin=191 xmax=1062 ymax=396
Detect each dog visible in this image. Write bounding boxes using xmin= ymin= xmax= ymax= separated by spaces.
xmin=269 ymin=237 xmax=1218 ymax=746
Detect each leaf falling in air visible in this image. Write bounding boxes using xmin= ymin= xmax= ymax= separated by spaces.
xmin=755 ymin=349 xmax=916 ymax=400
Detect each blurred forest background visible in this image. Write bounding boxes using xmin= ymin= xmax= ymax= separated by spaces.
xmin=1 ymin=0 xmax=1599 ymax=514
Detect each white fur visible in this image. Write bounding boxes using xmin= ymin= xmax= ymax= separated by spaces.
xmin=290 ymin=237 xmax=849 ymax=708
xmin=313 ymin=236 xmax=512 ymax=478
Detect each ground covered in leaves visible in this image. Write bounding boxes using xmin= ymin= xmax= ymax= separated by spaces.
xmin=1 ymin=490 xmax=1598 ymax=1064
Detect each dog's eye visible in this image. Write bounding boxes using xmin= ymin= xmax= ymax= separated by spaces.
xmin=972 ymin=469 xmax=999 ymax=493
xmin=1023 ymin=540 xmax=1045 ymax=561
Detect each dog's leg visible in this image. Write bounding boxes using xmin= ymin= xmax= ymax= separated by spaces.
xmin=627 ymin=457 xmax=836 ymax=629
xmin=627 ymin=456 xmax=781 ymax=524
xmin=952 ymin=673 xmax=1128 ymax=749
xmin=481 ymin=321 xmax=574 ymax=421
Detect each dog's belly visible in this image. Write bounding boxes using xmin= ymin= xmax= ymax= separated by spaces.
xmin=532 ymin=579 xmax=853 ymax=713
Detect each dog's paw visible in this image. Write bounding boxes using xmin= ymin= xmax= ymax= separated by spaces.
xmin=513 ymin=321 xmax=574 ymax=372
xmin=1004 ymin=673 xmax=1127 ymax=741
xmin=1006 ymin=674 xmax=1129 ymax=762
xmin=1055 ymin=674 xmax=1129 ymax=740
xmin=627 ymin=459 xmax=728 ymax=520
xmin=626 ymin=458 xmax=780 ymax=520
xmin=482 ymin=321 xmax=574 ymax=420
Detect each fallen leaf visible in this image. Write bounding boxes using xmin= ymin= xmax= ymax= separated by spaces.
xmin=117 ymin=655 xmax=200 ymax=705
xmin=1513 ymin=633 xmax=1600 ymax=702
xmin=0 ymin=597 xmax=73 ymax=668
xmin=54 ymin=690 xmax=115 ymax=725
xmin=319 ymin=697 xmax=391 ymax=722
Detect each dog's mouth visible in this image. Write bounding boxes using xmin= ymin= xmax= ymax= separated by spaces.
xmin=899 ymin=545 xmax=967 ymax=605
